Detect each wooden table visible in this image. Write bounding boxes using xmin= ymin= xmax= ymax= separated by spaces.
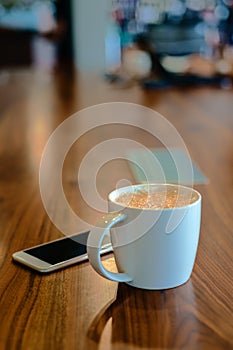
xmin=0 ymin=68 xmax=233 ymax=350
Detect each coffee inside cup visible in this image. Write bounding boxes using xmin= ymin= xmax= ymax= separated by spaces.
xmin=114 ymin=185 xmax=198 ymax=210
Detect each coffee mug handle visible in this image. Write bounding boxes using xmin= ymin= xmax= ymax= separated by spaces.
xmin=87 ymin=212 xmax=133 ymax=283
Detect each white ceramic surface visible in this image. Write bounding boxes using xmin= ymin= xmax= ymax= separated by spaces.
xmin=87 ymin=184 xmax=201 ymax=290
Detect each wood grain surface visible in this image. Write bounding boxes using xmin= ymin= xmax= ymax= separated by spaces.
xmin=0 ymin=69 xmax=233 ymax=350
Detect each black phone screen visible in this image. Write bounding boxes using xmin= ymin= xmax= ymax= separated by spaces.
xmin=25 ymin=231 xmax=90 ymax=265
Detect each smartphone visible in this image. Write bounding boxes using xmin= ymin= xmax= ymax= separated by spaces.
xmin=12 ymin=231 xmax=112 ymax=273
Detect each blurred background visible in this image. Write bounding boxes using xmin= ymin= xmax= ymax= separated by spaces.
xmin=0 ymin=0 xmax=233 ymax=85
xmin=0 ymin=0 xmax=73 ymax=69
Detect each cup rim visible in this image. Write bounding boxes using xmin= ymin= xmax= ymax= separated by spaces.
xmin=108 ymin=183 xmax=201 ymax=211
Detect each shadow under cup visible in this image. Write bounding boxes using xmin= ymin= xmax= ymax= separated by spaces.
xmin=88 ymin=184 xmax=201 ymax=290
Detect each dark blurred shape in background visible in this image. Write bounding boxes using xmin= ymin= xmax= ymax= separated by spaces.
xmin=0 ymin=0 xmax=73 ymax=70
xmin=107 ymin=0 xmax=233 ymax=87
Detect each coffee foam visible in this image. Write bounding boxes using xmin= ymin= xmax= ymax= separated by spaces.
xmin=115 ymin=188 xmax=198 ymax=210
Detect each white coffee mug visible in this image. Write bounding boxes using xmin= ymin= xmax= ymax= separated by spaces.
xmin=87 ymin=184 xmax=201 ymax=290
